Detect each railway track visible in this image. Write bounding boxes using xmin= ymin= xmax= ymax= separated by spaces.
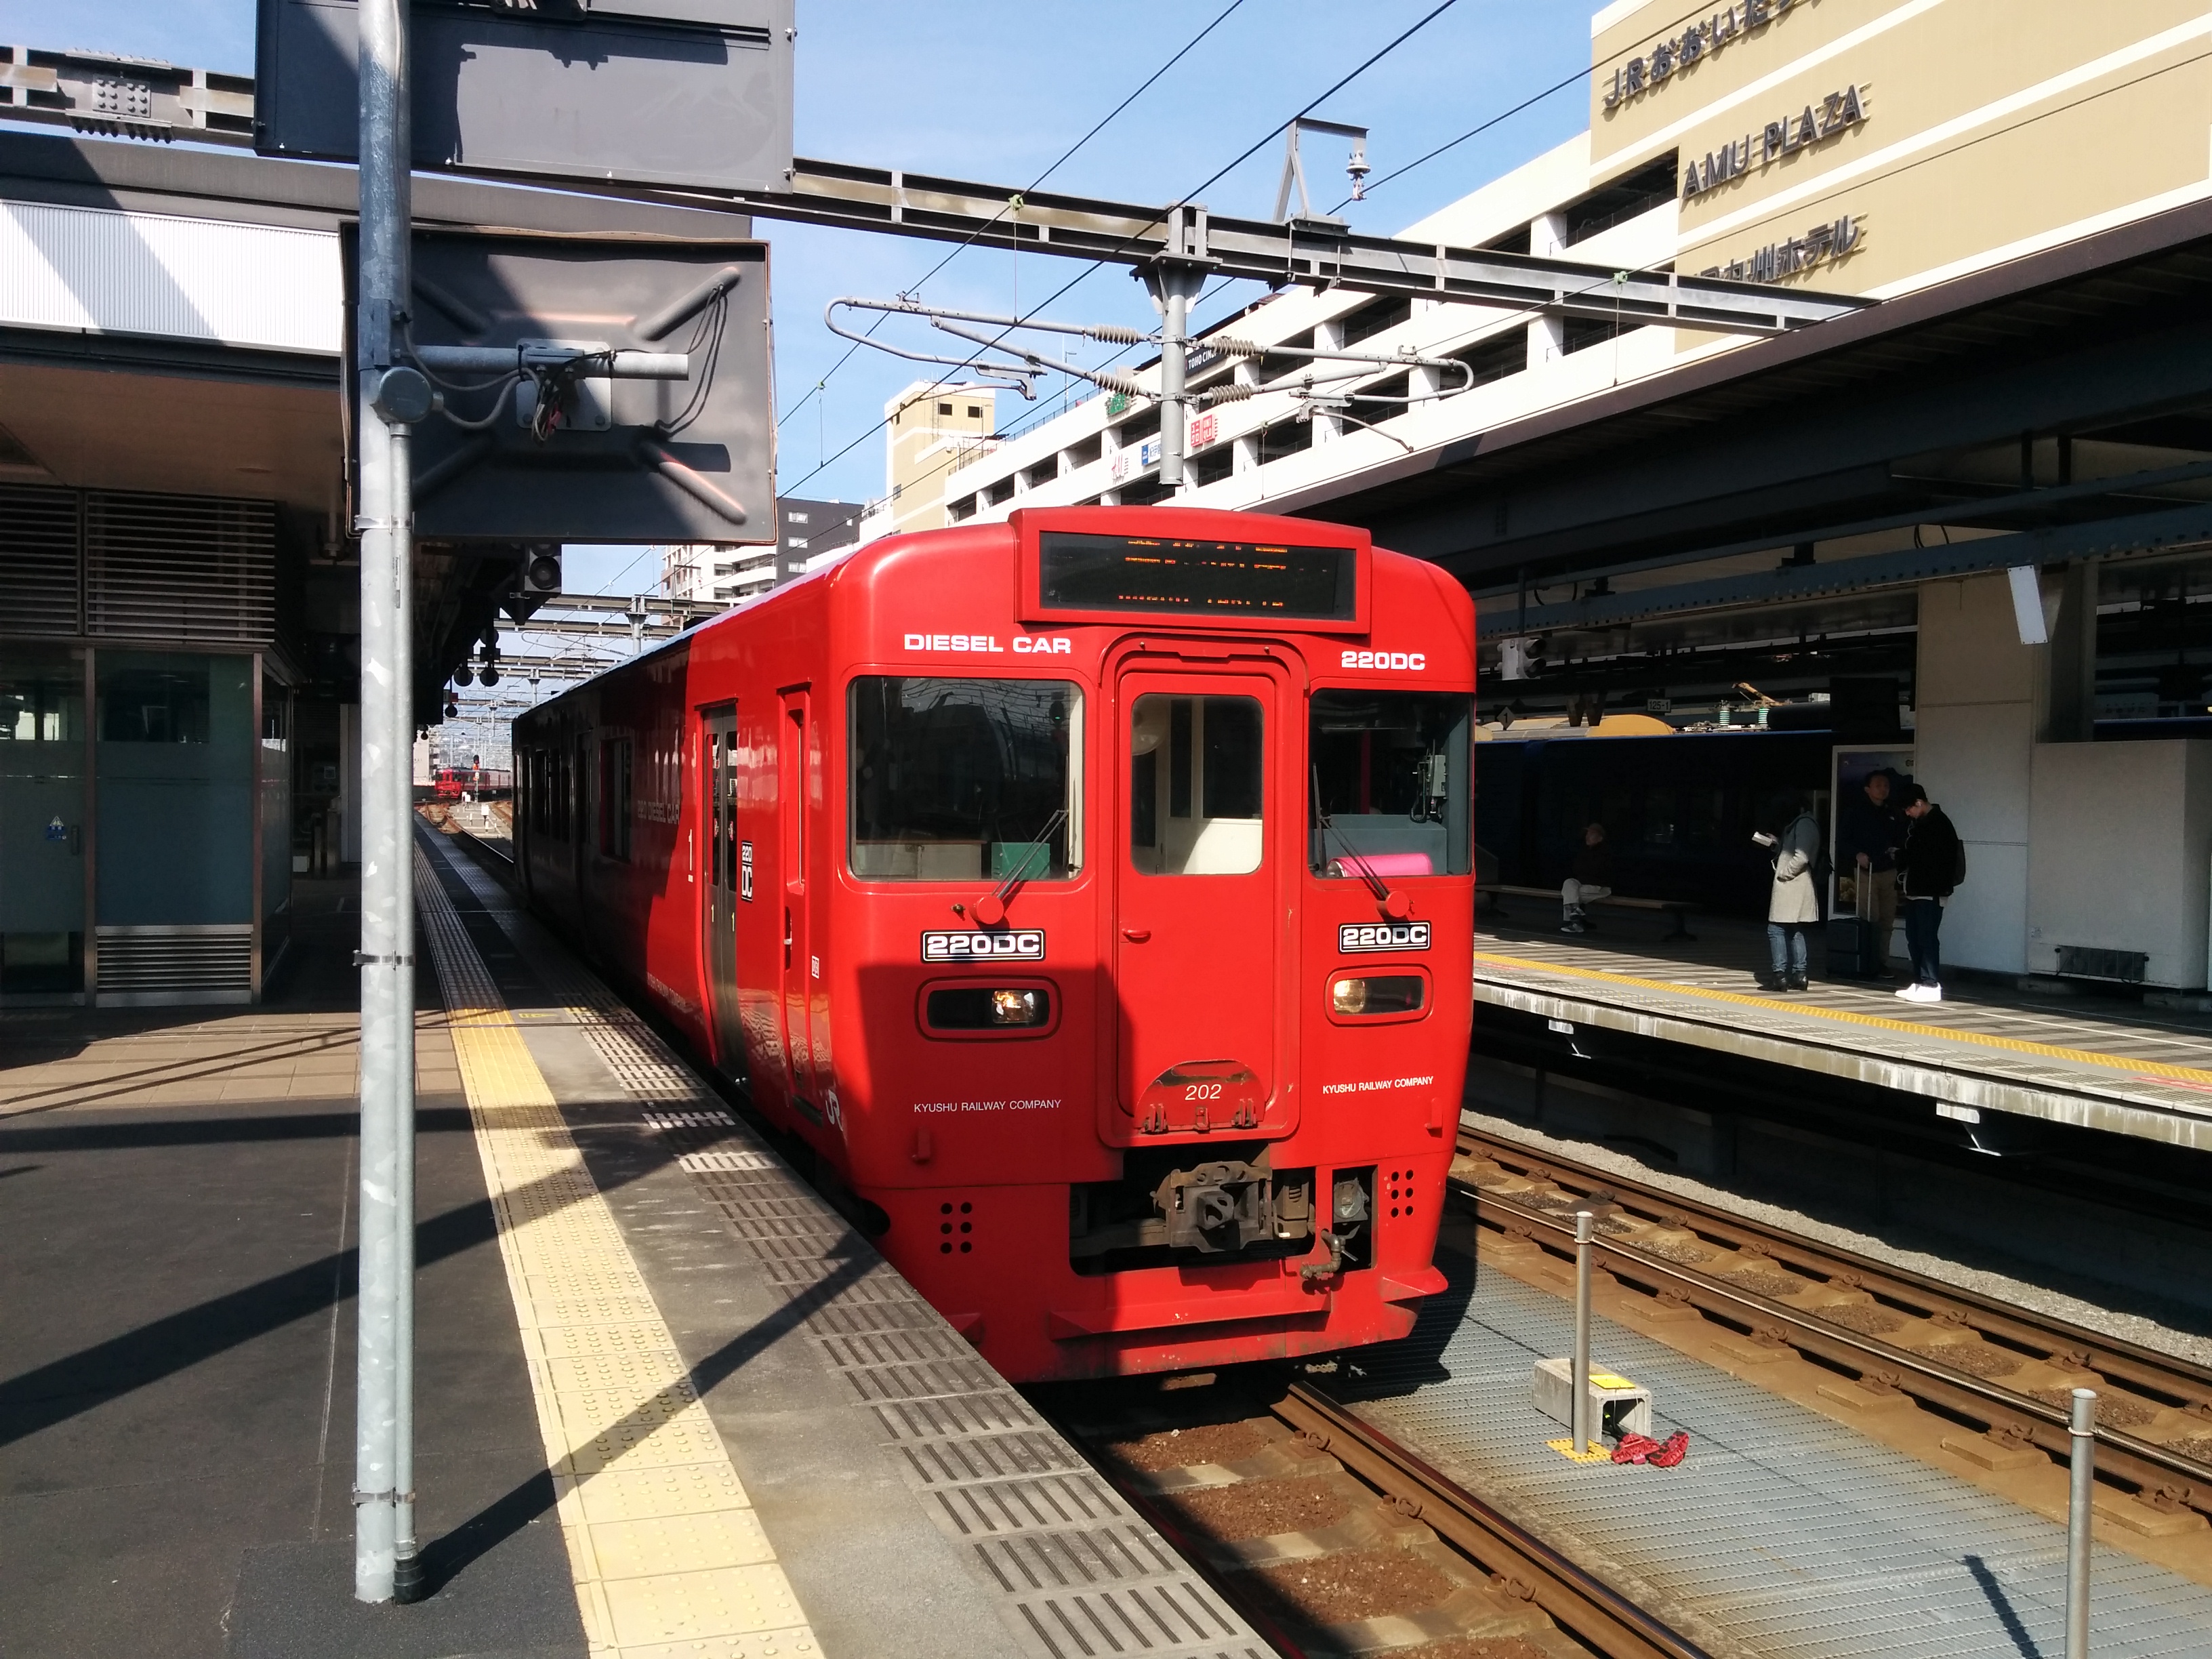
xmin=1452 ymin=1124 xmax=2212 ymax=1535
xmin=1046 ymin=1374 xmax=1711 ymax=1659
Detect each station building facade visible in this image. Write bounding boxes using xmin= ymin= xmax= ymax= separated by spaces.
xmin=946 ymin=0 xmax=2212 ymax=523
xmin=0 ymin=129 xmax=754 ymax=1006
xmin=935 ymin=0 xmax=2212 ymax=990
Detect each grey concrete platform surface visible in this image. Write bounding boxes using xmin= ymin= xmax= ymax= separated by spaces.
xmin=1336 ymin=1236 xmax=2212 ymax=1659
xmin=413 ymin=825 xmax=1268 ymax=1659
xmin=0 ymin=834 xmax=1269 ymax=1659
xmin=1469 ymin=914 xmax=2212 ymax=1149
xmin=0 ymin=879 xmax=587 ymax=1659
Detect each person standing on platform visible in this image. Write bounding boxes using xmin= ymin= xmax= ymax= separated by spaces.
xmin=1894 ymin=783 xmax=1962 ymax=1003
xmin=1764 ymin=795 xmax=1824 ymax=991
xmin=1559 ymin=822 xmax=1612 ymax=935
xmin=1839 ymin=767 xmax=1903 ymax=978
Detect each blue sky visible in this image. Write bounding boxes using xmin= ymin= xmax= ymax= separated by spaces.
xmin=7 ymin=1 xmax=1593 ymax=592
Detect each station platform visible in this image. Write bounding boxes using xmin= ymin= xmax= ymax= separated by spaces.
xmin=1338 ymin=1229 xmax=2212 ymax=1659
xmin=0 ymin=827 xmax=1264 ymax=1659
xmin=1469 ymin=909 xmax=2212 ymax=1150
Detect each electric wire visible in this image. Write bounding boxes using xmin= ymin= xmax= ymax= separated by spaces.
xmin=783 ymin=0 xmax=1465 ymax=496
xmin=774 ymin=0 xmax=1251 ymax=433
xmin=493 ymin=0 xmax=1473 ymax=672
xmin=1326 ymin=60 xmax=1591 ymax=210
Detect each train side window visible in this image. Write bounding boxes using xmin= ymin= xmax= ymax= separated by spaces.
xmin=1309 ymin=691 xmax=1472 ymax=878
xmin=598 ymin=736 xmax=633 ymax=860
xmin=1130 ymin=695 xmax=1263 ymax=875
xmin=848 ymin=677 xmax=1082 ymax=882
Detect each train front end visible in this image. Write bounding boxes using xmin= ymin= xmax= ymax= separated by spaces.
xmin=815 ymin=507 xmax=1475 ymax=1382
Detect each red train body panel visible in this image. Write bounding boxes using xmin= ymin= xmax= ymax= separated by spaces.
xmin=513 ymin=506 xmax=1476 ymax=1382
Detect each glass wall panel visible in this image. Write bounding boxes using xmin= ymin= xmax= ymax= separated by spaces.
xmin=0 ymin=647 xmax=86 ymax=991
xmin=261 ymin=674 xmax=291 ymax=942
xmin=96 ymin=651 xmax=255 ymax=926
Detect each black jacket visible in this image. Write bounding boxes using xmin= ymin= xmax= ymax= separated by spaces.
xmin=1570 ymin=841 xmax=1614 ymax=886
xmin=1837 ymin=789 xmax=1902 ymax=873
xmin=1898 ymin=806 xmax=1961 ymax=899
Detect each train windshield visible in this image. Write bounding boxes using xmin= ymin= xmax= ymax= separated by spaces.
xmin=848 ymin=677 xmax=1083 ymax=881
xmin=1309 ymin=691 xmax=1473 ymax=877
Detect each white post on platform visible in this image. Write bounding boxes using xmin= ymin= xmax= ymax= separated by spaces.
xmin=1572 ymin=1209 xmax=1595 ymax=1456
xmin=2067 ymin=1387 xmax=2096 ymax=1658
xmin=355 ymin=0 xmax=423 ymax=1606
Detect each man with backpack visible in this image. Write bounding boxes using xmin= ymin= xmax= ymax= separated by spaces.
xmin=1893 ymin=782 xmax=1963 ymax=1003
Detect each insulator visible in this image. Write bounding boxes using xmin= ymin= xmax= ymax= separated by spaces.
xmin=1088 ymin=324 xmax=1147 ymax=345
xmin=1091 ymin=368 xmax=1146 ymax=396
xmin=1202 ymin=384 xmax=1254 ymax=404
xmin=1206 ymin=336 xmax=1265 ymax=358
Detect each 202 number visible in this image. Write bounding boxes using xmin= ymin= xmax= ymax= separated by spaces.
xmin=1183 ymin=1083 xmax=1223 ymax=1101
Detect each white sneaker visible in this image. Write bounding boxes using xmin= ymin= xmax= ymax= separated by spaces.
xmin=1893 ymin=982 xmax=1942 ymax=1003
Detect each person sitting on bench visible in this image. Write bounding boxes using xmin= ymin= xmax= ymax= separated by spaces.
xmin=1561 ymin=822 xmax=1613 ymax=935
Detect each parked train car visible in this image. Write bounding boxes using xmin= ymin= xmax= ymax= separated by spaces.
xmin=1477 ymin=727 xmax=1834 ymax=917
xmin=513 ymin=506 xmax=1476 ymax=1382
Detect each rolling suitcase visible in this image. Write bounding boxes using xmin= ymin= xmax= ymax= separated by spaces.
xmin=1826 ymin=915 xmax=1879 ymax=978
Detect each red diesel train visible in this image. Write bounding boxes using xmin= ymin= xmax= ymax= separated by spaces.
xmin=513 ymin=505 xmax=1476 ymax=1382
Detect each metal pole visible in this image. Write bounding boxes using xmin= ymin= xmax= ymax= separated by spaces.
xmin=2067 ymin=1387 xmax=2095 ymax=1659
xmin=354 ymin=0 xmax=417 ymax=1606
xmin=1157 ymin=276 xmax=1187 ymax=490
xmin=1142 ymin=262 xmax=1206 ymax=493
xmin=389 ymin=404 xmax=422 ymax=1602
xmin=1572 ymin=1209 xmax=1594 ymax=1456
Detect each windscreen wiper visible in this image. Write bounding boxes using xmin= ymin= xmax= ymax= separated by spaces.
xmin=962 ymin=805 xmax=1069 ymax=927
xmin=1312 ymin=767 xmax=1411 ymax=920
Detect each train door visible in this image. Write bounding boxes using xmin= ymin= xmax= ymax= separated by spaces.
xmin=571 ymin=733 xmax=590 ymax=903
xmin=1115 ymin=668 xmax=1284 ymax=1134
xmin=701 ymin=703 xmax=744 ymax=1076
xmin=776 ymin=688 xmax=815 ymax=1111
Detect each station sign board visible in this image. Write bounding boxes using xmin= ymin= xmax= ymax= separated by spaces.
xmin=255 ymin=0 xmax=794 ymax=193
xmin=351 ymin=226 xmax=777 ymax=544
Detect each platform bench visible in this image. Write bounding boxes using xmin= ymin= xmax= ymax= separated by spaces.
xmin=1480 ymin=883 xmax=1698 ymax=942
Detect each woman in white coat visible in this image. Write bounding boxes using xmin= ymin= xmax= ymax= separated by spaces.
xmin=1765 ymin=795 xmax=1823 ymax=992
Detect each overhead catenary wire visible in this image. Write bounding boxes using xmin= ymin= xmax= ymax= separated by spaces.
xmin=1326 ymin=60 xmax=1592 ymax=211
xmin=783 ymin=0 xmax=1467 ymax=497
xmin=774 ymin=0 xmax=1252 ymax=434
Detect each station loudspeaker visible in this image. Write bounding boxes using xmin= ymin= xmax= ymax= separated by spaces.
xmin=523 ymin=548 xmax=562 ymax=595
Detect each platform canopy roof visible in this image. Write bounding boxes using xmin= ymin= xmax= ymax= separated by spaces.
xmin=1286 ymin=194 xmax=2212 ymax=632
xmin=0 ymin=129 xmax=755 ymax=712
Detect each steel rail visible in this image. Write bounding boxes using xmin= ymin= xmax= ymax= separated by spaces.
xmin=1273 ymin=1381 xmax=1715 ymax=1659
xmin=1455 ymin=1128 xmax=2212 ymax=1522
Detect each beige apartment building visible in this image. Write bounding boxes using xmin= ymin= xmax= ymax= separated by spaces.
xmin=859 ymin=380 xmax=1000 ymax=540
xmin=937 ymin=0 xmax=2212 ymax=524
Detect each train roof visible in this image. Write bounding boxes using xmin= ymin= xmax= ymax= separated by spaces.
xmin=514 ymin=504 xmax=1461 ymax=731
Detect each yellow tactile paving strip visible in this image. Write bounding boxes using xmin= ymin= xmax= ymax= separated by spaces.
xmin=1473 ymin=950 xmax=2212 ymax=1089
xmin=415 ymin=848 xmax=817 ymax=1659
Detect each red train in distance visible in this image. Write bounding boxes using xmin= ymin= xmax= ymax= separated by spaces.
xmin=512 ymin=505 xmax=1476 ymax=1382
xmin=432 ymin=766 xmax=510 ymax=800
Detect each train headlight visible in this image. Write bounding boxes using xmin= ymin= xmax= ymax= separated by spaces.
xmin=1330 ymin=975 xmax=1425 ymax=1017
xmin=924 ymin=983 xmax=1052 ymax=1033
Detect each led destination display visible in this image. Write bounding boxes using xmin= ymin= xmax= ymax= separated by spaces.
xmin=1038 ymin=532 xmax=1356 ymax=619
